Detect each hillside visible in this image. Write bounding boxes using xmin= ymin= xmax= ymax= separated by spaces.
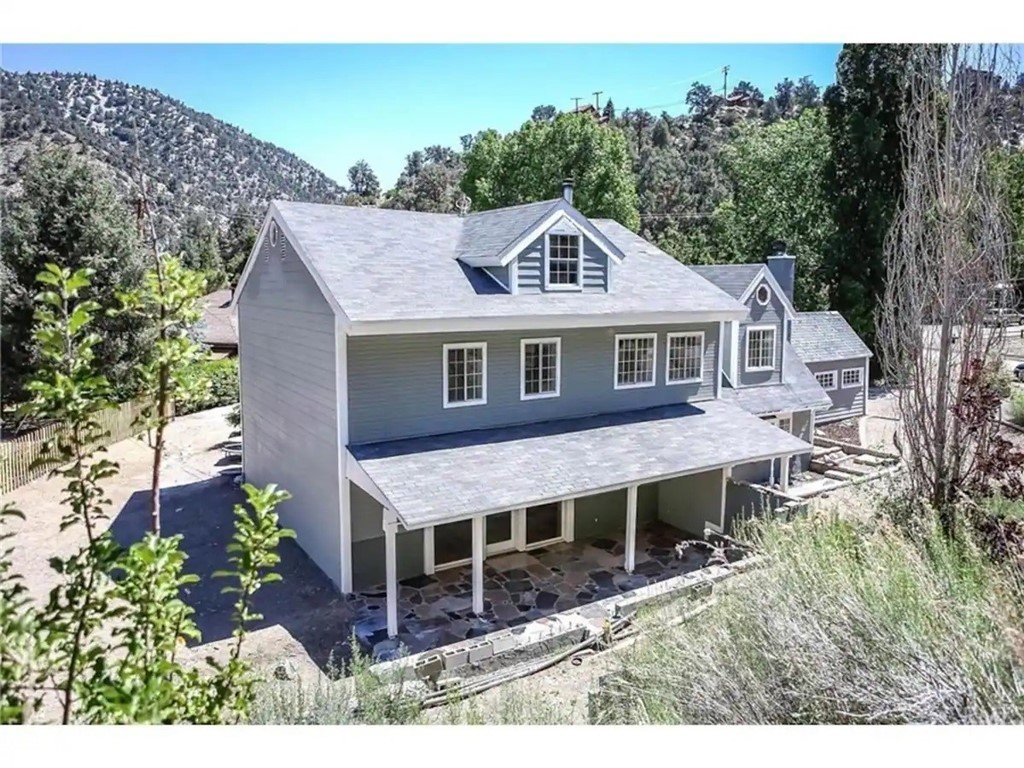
xmin=0 ymin=70 xmax=346 ymax=240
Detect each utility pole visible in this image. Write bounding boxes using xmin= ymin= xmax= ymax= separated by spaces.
xmin=722 ymin=65 xmax=730 ymax=97
xmin=593 ymin=90 xmax=603 ymax=110
xmin=572 ymin=96 xmax=582 ymax=113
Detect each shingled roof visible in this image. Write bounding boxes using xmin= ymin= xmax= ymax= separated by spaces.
xmin=269 ymin=201 xmax=746 ymax=324
xmin=198 ymin=289 xmax=237 ymax=349
xmin=723 ymin=343 xmax=833 ymax=416
xmin=688 ymin=264 xmax=766 ymax=300
xmin=792 ymin=312 xmax=873 ymax=364
xmin=350 ymin=399 xmax=811 ymax=529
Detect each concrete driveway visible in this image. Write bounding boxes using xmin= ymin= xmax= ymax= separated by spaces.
xmin=5 ymin=406 xmax=354 ymax=677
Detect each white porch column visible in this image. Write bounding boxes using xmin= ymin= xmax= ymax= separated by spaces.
xmin=472 ymin=515 xmax=485 ymax=615
xmin=720 ymin=467 xmax=732 ymax=532
xmin=780 ymin=455 xmax=791 ymax=492
xmin=562 ymin=499 xmax=575 ymax=543
xmin=423 ymin=526 xmax=435 ymax=576
xmin=384 ymin=518 xmax=399 ymax=638
xmin=625 ymin=485 xmax=638 ymax=573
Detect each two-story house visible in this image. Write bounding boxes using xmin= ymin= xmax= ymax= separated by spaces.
xmin=231 ymin=184 xmax=859 ymax=639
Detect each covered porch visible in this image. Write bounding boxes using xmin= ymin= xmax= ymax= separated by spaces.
xmin=349 ymin=399 xmax=811 ymax=639
xmin=352 ymin=520 xmax=711 ymax=654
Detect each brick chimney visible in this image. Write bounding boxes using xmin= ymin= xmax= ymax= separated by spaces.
xmin=766 ymin=240 xmax=795 ymax=304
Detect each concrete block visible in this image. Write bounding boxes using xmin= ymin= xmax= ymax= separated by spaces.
xmin=468 ymin=640 xmax=493 ymax=664
xmin=442 ymin=645 xmax=468 ymax=671
xmin=490 ymin=632 xmax=515 ymax=656
xmin=413 ymin=653 xmax=443 ymax=683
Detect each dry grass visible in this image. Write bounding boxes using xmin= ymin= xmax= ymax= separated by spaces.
xmin=592 ymin=509 xmax=1024 ymax=724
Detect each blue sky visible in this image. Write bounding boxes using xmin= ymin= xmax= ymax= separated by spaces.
xmin=1 ymin=44 xmax=841 ymax=188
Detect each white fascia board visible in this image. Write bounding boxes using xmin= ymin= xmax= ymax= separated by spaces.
xmin=496 ymin=208 xmax=625 ymax=268
xmin=738 ymin=266 xmax=797 ymax=320
xmin=229 ymin=207 xmax=274 ymax=310
xmin=346 ymin=451 xmax=394 ymax=509
xmin=347 ymin=309 xmax=748 ymax=336
xmin=231 ymin=202 xmax=353 ymax=333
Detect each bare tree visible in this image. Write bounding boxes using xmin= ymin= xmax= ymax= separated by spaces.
xmin=877 ymin=44 xmax=1016 ymax=535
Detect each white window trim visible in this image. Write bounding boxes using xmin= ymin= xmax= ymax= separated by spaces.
xmin=755 ymin=283 xmax=772 ymax=306
xmin=614 ymin=333 xmax=658 ymax=390
xmin=442 ymin=342 xmax=488 ymax=409
xmin=543 ymin=232 xmax=584 ymax=292
xmin=841 ymin=367 xmax=864 ymax=389
xmin=665 ymin=331 xmax=705 ymax=385
xmin=744 ymin=325 xmax=777 ymax=373
xmin=816 ymin=370 xmax=838 ymax=391
xmin=520 ymin=337 xmax=562 ymax=401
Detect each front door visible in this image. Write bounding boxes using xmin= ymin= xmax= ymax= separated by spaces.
xmin=486 ymin=511 xmax=515 ymax=555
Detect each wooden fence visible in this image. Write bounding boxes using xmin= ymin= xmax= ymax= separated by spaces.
xmin=0 ymin=398 xmax=165 ymax=494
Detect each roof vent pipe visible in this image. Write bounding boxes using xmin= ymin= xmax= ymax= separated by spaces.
xmin=562 ymin=179 xmax=574 ymax=205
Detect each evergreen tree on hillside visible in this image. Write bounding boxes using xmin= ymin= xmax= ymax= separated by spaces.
xmin=347 ymin=159 xmax=381 ymax=200
xmin=1 ymin=148 xmax=151 ymax=404
xmin=220 ymin=205 xmax=260 ymax=287
xmin=823 ymin=43 xmax=914 ymax=349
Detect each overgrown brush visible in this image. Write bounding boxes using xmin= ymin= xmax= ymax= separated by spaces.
xmin=593 ymin=510 xmax=1024 ymax=724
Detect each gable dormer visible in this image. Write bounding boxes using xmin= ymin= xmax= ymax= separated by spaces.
xmin=457 ymin=182 xmax=625 ymax=296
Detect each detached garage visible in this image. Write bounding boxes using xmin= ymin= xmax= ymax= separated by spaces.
xmin=791 ymin=312 xmax=872 ymax=424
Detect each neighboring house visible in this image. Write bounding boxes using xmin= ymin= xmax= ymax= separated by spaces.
xmin=231 ymin=184 xmax=851 ymax=638
xmin=197 ymin=289 xmax=238 ymax=357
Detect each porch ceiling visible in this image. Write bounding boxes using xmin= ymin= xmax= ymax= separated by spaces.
xmin=349 ymin=399 xmax=811 ymax=530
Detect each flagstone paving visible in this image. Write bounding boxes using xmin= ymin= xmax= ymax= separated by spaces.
xmin=351 ymin=521 xmax=709 ymax=655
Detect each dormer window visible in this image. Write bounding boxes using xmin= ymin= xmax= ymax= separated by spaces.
xmin=544 ymin=233 xmax=582 ymax=290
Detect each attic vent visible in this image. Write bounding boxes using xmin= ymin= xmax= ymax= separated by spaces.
xmin=755 ymin=284 xmax=772 ymax=306
xmin=269 ymin=221 xmax=279 ymax=247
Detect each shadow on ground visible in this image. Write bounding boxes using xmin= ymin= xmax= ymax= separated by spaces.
xmin=111 ymin=476 xmax=354 ymax=671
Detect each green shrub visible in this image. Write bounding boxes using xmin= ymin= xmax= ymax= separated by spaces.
xmin=1009 ymin=391 xmax=1024 ymax=428
xmin=592 ymin=510 xmax=1024 ymax=724
xmin=175 ymin=358 xmax=238 ymax=416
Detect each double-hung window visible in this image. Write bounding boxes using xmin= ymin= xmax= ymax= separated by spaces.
xmin=615 ymin=334 xmax=657 ymax=389
xmin=745 ymin=326 xmax=776 ymax=372
xmin=521 ymin=338 xmax=561 ymax=400
xmin=545 ymin=232 xmax=582 ymax=290
xmin=666 ymin=332 xmax=704 ymax=384
xmin=443 ymin=342 xmax=487 ymax=408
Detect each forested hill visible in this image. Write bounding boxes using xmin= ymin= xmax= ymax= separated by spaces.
xmin=0 ymin=70 xmax=347 ymax=239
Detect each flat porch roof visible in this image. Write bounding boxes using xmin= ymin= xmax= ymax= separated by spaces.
xmin=349 ymin=399 xmax=811 ymax=530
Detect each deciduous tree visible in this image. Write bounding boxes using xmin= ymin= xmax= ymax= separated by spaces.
xmin=712 ymin=109 xmax=833 ymax=309
xmin=460 ymin=112 xmax=640 ymax=229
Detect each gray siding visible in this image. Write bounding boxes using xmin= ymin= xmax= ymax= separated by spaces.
xmin=514 ymin=231 xmax=608 ymax=294
xmin=348 ymin=323 xmax=720 ymax=444
xmin=807 ymin=357 xmax=868 ymax=423
xmin=738 ymin=277 xmax=785 ymax=386
xmin=657 ymin=468 xmax=724 ymax=537
xmin=238 ymin=224 xmax=342 ymax=588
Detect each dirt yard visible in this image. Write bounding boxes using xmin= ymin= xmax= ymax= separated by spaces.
xmin=4 ymin=406 xmax=353 ymax=681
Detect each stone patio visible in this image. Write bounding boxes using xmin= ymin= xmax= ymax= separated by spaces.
xmin=351 ymin=521 xmax=710 ymax=655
